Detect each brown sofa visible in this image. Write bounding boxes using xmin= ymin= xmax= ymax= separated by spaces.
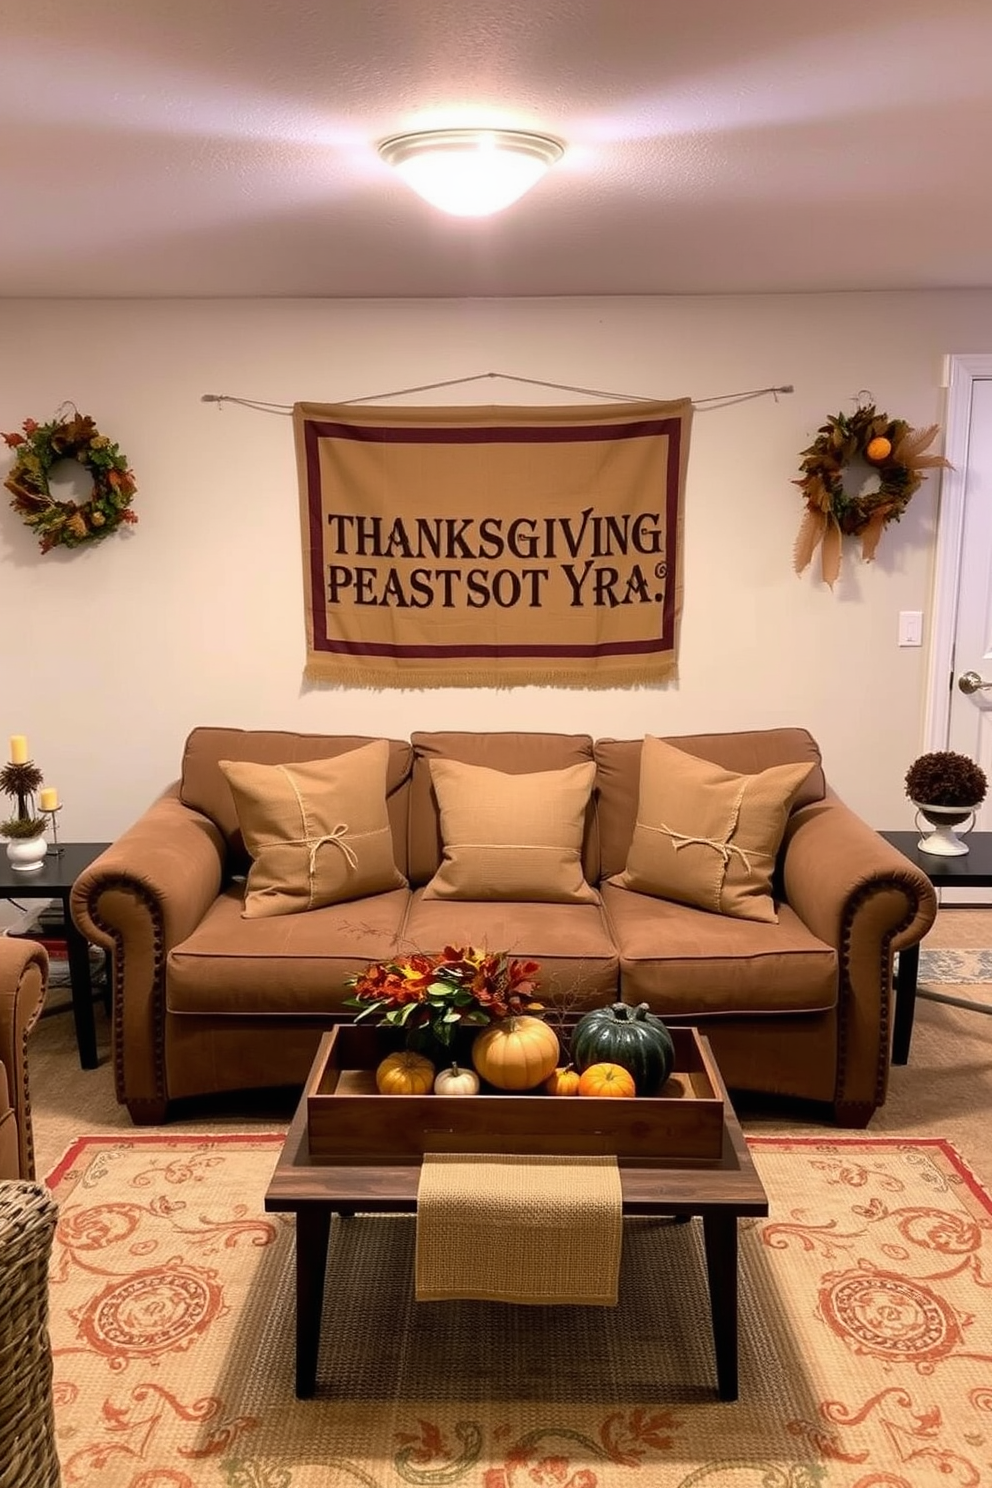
xmin=70 ymin=726 xmax=937 ymax=1129
xmin=0 ymin=937 xmax=48 ymax=1180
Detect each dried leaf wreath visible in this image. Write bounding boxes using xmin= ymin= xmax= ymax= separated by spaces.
xmin=793 ymin=403 xmax=949 ymax=587
xmin=2 ymin=407 xmax=137 ymax=553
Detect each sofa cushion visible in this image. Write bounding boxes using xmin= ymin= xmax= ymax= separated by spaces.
xmin=601 ymin=883 xmax=836 ymax=1015
xmin=422 ymin=757 xmax=599 ymax=904
xmin=610 ymin=735 xmax=814 ymax=924
xmin=181 ymin=727 xmax=413 ymax=876
xmin=403 ymin=890 xmax=619 ymax=1014
xmin=166 ymin=884 xmax=412 ymax=1014
xmin=219 ymin=740 xmax=407 ymax=919
xmin=409 ymin=732 xmax=599 ymax=886
xmin=594 ymin=729 xmax=826 ymax=882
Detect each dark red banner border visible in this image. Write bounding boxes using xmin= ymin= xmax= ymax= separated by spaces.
xmin=304 ymin=417 xmax=682 ymax=659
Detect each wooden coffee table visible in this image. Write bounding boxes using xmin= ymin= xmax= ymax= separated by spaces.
xmin=264 ymin=1029 xmax=769 ymax=1402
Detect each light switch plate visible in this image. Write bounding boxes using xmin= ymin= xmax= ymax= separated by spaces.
xmin=898 ymin=610 xmax=923 ymax=647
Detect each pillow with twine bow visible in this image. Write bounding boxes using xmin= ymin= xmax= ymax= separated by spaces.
xmin=610 ymin=735 xmax=814 ymax=923
xmin=219 ymin=740 xmax=406 ymax=919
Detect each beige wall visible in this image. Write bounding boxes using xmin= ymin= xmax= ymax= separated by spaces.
xmin=0 ymin=291 xmax=988 ymax=844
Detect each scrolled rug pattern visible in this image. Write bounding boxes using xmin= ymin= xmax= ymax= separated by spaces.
xmin=918 ymin=947 xmax=992 ymax=988
xmin=44 ymin=1134 xmax=992 ymax=1487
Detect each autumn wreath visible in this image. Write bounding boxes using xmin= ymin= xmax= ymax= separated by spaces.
xmin=793 ymin=402 xmax=949 ymax=587
xmin=2 ymin=408 xmax=138 ymax=553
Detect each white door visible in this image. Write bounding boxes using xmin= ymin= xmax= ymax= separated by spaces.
xmin=926 ymin=357 xmax=992 ymax=900
xmin=946 ymin=377 xmax=992 ymax=789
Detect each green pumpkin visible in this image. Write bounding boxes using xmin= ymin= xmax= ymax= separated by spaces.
xmin=571 ymin=1002 xmax=675 ymax=1095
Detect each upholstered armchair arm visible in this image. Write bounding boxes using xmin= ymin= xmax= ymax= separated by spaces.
xmin=782 ymin=788 xmax=937 ymax=1123
xmin=70 ymin=785 xmax=225 ymax=1121
xmin=0 ymin=936 xmax=48 ymax=1179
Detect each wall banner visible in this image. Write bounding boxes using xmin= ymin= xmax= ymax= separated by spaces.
xmin=294 ymin=398 xmax=692 ymax=689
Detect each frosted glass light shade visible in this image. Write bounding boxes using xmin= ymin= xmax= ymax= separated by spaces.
xmin=378 ymin=129 xmax=564 ymax=217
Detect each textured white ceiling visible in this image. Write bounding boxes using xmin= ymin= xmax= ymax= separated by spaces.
xmin=3 ymin=0 xmax=991 ymax=298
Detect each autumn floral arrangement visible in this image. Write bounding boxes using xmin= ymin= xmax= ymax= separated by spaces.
xmin=793 ymin=401 xmax=949 ymax=587
xmin=3 ymin=407 xmax=138 ymax=553
xmin=344 ymin=945 xmax=543 ymax=1050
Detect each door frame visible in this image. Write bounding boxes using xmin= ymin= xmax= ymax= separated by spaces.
xmin=924 ymin=354 xmax=992 ymax=749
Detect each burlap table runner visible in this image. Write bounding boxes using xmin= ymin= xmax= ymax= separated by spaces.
xmin=415 ymin=1153 xmax=623 ymax=1305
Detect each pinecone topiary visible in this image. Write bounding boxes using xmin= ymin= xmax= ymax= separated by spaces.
xmin=904 ymin=751 xmax=988 ymax=808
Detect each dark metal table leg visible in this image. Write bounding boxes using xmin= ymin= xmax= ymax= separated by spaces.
xmin=892 ymin=943 xmax=920 ymax=1066
xmin=295 ymin=1207 xmax=332 ymax=1398
xmin=61 ymin=891 xmax=98 ymax=1069
xmin=702 ymin=1210 xmax=739 ymax=1401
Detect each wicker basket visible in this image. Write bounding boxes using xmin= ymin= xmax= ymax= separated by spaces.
xmin=0 ymin=1182 xmax=61 ymax=1487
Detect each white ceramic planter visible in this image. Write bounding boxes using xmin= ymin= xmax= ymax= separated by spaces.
xmin=5 ymin=834 xmax=48 ymax=872
xmin=912 ymin=801 xmax=979 ymax=856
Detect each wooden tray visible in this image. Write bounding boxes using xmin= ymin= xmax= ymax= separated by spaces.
xmin=306 ymin=1024 xmax=726 ymax=1161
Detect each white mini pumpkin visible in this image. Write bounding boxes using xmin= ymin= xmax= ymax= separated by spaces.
xmin=433 ymin=1062 xmax=481 ymax=1096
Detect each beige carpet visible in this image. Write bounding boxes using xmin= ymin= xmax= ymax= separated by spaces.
xmin=44 ymin=1131 xmax=992 ymax=1487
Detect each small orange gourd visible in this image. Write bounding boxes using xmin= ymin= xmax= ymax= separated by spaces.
xmin=375 ymin=1050 xmax=435 ymax=1095
xmin=471 ymin=1015 xmax=560 ymax=1091
xmin=577 ymin=1061 xmax=636 ymax=1099
xmin=544 ymin=1065 xmax=581 ymax=1097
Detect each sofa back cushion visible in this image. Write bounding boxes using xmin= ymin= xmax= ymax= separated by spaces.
xmin=594 ymin=728 xmax=825 ymax=881
xmin=181 ymin=728 xmax=413 ymax=876
xmin=409 ymin=732 xmax=599 ymax=886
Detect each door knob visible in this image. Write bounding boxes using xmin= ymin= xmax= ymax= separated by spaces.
xmin=958 ymin=670 xmax=992 ymax=694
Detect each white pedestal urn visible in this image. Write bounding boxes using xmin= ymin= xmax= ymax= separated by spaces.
xmin=912 ymin=801 xmax=979 ymax=857
xmin=5 ymin=833 xmax=48 ymax=872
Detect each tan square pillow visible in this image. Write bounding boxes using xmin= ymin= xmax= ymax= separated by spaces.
xmin=219 ymin=739 xmax=406 ymax=919
xmin=611 ymin=735 xmax=814 ymax=923
xmin=423 ymin=757 xmax=599 ymax=904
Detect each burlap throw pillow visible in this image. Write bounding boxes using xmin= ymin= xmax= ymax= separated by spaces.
xmin=423 ymin=757 xmax=599 ymax=903
xmin=219 ymin=739 xmax=406 ymax=919
xmin=611 ymin=735 xmax=814 ymax=923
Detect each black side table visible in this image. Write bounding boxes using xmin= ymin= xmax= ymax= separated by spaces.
xmin=879 ymin=830 xmax=992 ymax=1065
xmin=0 ymin=842 xmax=111 ymax=1069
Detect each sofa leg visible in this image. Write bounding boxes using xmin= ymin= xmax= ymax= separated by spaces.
xmin=832 ymin=1100 xmax=874 ymax=1129
xmin=126 ymin=1098 xmax=170 ymax=1126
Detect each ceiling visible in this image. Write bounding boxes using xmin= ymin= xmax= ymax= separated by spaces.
xmin=4 ymin=0 xmax=992 ymax=299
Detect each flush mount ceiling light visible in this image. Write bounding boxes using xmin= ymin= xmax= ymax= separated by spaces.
xmin=378 ymin=128 xmax=564 ymax=218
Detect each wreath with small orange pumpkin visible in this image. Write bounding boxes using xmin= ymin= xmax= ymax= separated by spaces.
xmin=793 ymin=402 xmax=949 ymax=587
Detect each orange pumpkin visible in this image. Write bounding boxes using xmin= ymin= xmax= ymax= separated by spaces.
xmin=375 ymin=1050 xmax=435 ymax=1095
xmin=544 ymin=1065 xmax=581 ymax=1097
xmin=577 ymin=1061 xmax=636 ymax=1099
xmin=471 ymin=1015 xmax=560 ymax=1091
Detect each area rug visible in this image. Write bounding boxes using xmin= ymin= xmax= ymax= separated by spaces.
xmin=918 ymin=946 xmax=992 ymax=985
xmin=45 ymin=1134 xmax=992 ymax=1487
xmin=916 ymin=948 xmax=992 ymax=1013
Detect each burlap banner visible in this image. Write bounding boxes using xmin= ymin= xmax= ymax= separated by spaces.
xmin=294 ymin=398 xmax=692 ymax=688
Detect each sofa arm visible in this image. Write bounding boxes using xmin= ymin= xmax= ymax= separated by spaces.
xmin=70 ymin=785 xmax=225 ymax=1119
xmin=783 ymin=789 xmax=937 ymax=1122
xmin=0 ymin=936 xmax=48 ymax=1179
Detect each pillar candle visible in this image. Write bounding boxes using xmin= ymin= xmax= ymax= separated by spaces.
xmin=9 ymin=735 xmax=28 ymax=764
xmin=39 ymin=787 xmax=59 ymax=811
